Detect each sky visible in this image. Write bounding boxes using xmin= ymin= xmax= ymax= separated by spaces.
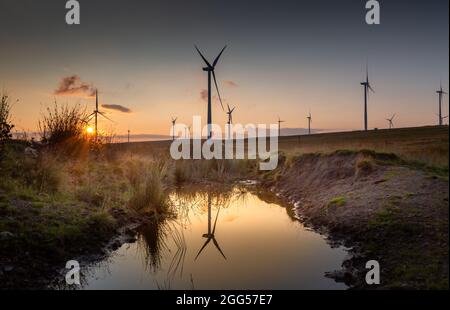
xmin=0 ymin=0 xmax=448 ymax=138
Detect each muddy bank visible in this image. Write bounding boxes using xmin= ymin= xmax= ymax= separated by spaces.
xmin=0 ymin=205 xmax=146 ymax=289
xmin=263 ymin=151 xmax=449 ymax=289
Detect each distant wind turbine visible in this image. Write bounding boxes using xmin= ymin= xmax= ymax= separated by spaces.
xmin=195 ymin=193 xmax=226 ymax=261
xmin=436 ymin=82 xmax=448 ymax=126
xmin=386 ymin=114 xmax=396 ymax=129
xmin=171 ymin=117 xmax=177 ymax=140
xmin=87 ymin=90 xmax=113 ymax=142
xmin=360 ymin=64 xmax=375 ymax=131
xmin=184 ymin=125 xmax=191 ymax=139
xmin=277 ymin=116 xmax=285 ymax=137
xmin=226 ymin=104 xmax=235 ymax=138
xmin=307 ymin=112 xmax=312 ymax=135
xmin=195 ymin=45 xmax=227 ymax=139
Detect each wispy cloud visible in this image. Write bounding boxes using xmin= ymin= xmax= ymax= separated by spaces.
xmin=224 ymin=80 xmax=238 ymax=87
xmin=54 ymin=75 xmax=95 ymax=98
xmin=101 ymin=104 xmax=132 ymax=113
xmin=200 ymin=89 xmax=208 ymax=101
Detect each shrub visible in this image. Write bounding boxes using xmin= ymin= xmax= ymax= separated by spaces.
xmin=0 ymin=92 xmax=15 ymax=142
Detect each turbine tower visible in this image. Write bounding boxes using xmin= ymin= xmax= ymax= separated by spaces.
xmin=195 ymin=193 xmax=226 ymax=260
xmin=386 ymin=113 xmax=396 ymax=129
xmin=171 ymin=117 xmax=177 ymax=140
xmin=226 ymin=104 xmax=235 ymax=138
xmin=277 ymin=116 xmax=285 ymax=137
xmin=87 ymin=90 xmax=113 ymax=142
xmin=307 ymin=112 xmax=312 ymax=135
xmin=360 ymin=64 xmax=375 ymax=131
xmin=436 ymin=83 xmax=448 ymax=126
xmin=195 ymin=45 xmax=226 ymax=139
xmin=184 ymin=125 xmax=191 ymax=139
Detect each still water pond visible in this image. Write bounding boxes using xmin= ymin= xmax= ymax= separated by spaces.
xmin=79 ymin=187 xmax=348 ymax=289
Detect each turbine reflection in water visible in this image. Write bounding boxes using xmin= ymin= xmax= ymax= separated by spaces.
xmin=195 ymin=193 xmax=227 ymax=260
xmin=75 ymin=187 xmax=348 ymax=290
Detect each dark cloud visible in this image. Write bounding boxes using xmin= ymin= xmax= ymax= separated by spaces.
xmin=54 ymin=75 xmax=95 ymax=97
xmin=224 ymin=80 xmax=238 ymax=87
xmin=101 ymin=104 xmax=132 ymax=113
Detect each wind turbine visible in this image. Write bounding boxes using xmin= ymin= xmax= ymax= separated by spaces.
xmin=386 ymin=114 xmax=396 ymax=129
xmin=195 ymin=193 xmax=226 ymax=261
xmin=360 ymin=64 xmax=375 ymax=131
xmin=87 ymin=89 xmax=113 ymax=142
xmin=195 ymin=45 xmax=226 ymax=139
xmin=171 ymin=117 xmax=177 ymax=140
xmin=226 ymin=104 xmax=235 ymax=138
xmin=184 ymin=124 xmax=191 ymax=139
xmin=307 ymin=112 xmax=312 ymax=135
xmin=436 ymin=82 xmax=447 ymax=126
xmin=277 ymin=116 xmax=285 ymax=137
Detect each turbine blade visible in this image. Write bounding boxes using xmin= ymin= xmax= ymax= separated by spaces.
xmin=368 ymin=83 xmax=375 ymax=93
xmin=212 ymin=71 xmax=224 ymax=110
xmin=195 ymin=45 xmax=212 ymax=67
xmin=212 ymin=206 xmax=221 ymax=235
xmin=212 ymin=46 xmax=227 ymax=67
xmin=98 ymin=111 xmax=114 ymax=122
xmin=231 ymin=107 xmax=235 ymax=113
xmin=212 ymin=237 xmax=227 ymax=260
xmin=366 ymin=62 xmax=369 ymax=83
xmin=194 ymin=238 xmax=211 ymax=260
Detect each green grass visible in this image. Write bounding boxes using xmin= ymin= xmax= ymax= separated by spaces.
xmin=327 ymin=196 xmax=346 ymax=207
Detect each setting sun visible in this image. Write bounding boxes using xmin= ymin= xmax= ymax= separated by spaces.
xmin=86 ymin=126 xmax=94 ymax=134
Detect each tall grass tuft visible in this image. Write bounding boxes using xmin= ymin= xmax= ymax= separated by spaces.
xmin=39 ymin=102 xmax=89 ymax=156
xmin=129 ymin=166 xmax=169 ymax=214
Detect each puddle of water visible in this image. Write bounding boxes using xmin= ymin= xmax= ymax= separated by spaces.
xmin=78 ymin=187 xmax=348 ymax=289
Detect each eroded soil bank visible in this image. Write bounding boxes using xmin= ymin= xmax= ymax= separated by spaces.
xmin=262 ymin=151 xmax=449 ymax=289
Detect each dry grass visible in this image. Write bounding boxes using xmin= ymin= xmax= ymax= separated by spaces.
xmin=277 ymin=126 xmax=449 ymax=169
